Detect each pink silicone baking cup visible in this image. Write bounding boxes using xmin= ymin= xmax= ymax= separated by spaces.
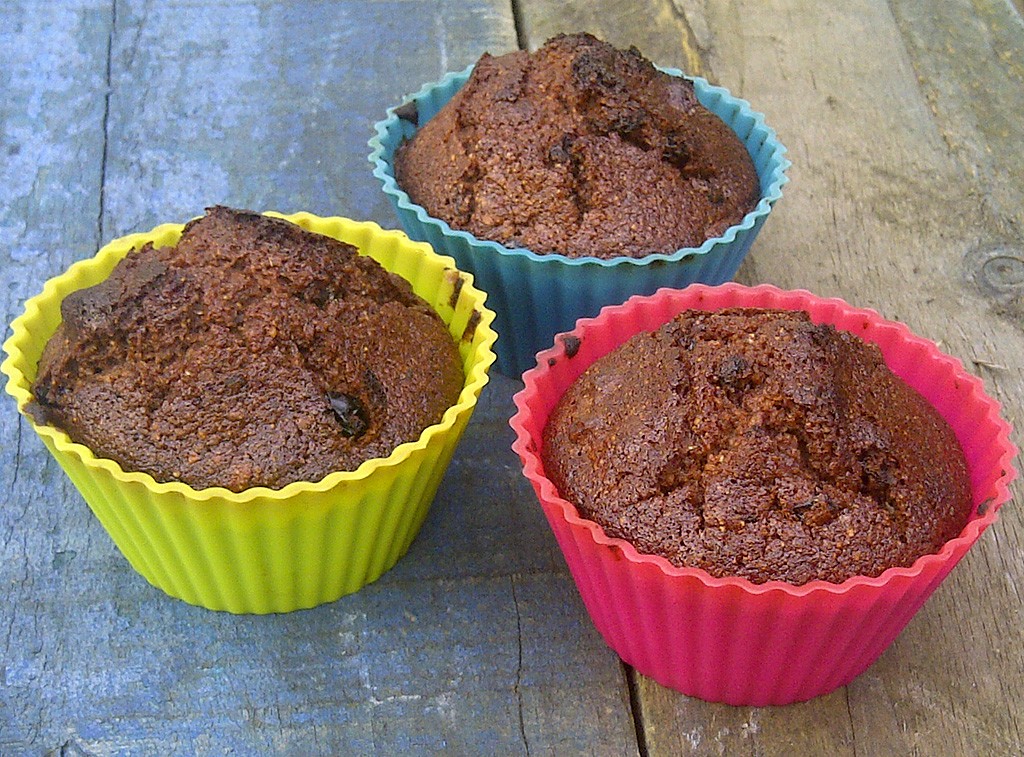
xmin=510 ymin=283 xmax=1017 ymax=705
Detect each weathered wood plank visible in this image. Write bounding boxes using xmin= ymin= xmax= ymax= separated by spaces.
xmin=634 ymin=688 xmax=854 ymax=756
xmin=0 ymin=2 xmax=643 ymax=754
xmin=101 ymin=0 xmax=522 ymax=239
xmin=697 ymin=0 xmax=1024 ymax=750
xmin=1 ymin=2 xmax=116 ymax=752
xmin=516 ymin=0 xmax=1024 ymax=753
xmin=516 ymin=0 xmax=707 ymax=76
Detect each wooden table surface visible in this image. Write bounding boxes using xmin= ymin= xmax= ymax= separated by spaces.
xmin=2 ymin=1 xmax=1022 ymax=754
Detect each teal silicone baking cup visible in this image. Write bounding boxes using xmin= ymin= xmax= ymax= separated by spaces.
xmin=370 ymin=64 xmax=790 ymax=377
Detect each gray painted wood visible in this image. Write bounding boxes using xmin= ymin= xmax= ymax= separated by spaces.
xmin=0 ymin=3 xmax=638 ymax=754
xmin=517 ymin=0 xmax=1024 ymax=754
xmin=100 ymin=0 xmax=520 ymax=237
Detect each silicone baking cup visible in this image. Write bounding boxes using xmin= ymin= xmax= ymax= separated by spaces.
xmin=370 ymin=65 xmax=789 ymax=377
xmin=510 ymin=283 xmax=1016 ymax=705
xmin=2 ymin=213 xmax=497 ymax=614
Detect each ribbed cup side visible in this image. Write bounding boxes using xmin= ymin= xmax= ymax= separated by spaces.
xmin=548 ymin=485 xmax=992 ymax=705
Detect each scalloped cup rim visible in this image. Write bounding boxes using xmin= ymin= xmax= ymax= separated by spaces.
xmin=2 ymin=213 xmax=497 ymax=506
xmin=369 ymin=64 xmax=791 ymax=268
xmin=510 ymin=282 xmax=1017 ymax=598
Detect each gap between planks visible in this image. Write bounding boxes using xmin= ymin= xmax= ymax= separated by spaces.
xmin=624 ymin=662 xmax=651 ymax=757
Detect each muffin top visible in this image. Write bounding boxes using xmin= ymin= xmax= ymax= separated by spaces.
xmin=30 ymin=206 xmax=465 ymax=492
xmin=541 ymin=308 xmax=973 ymax=585
xmin=395 ymin=32 xmax=760 ymax=259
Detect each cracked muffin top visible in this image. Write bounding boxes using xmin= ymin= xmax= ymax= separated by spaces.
xmin=541 ymin=308 xmax=972 ymax=585
xmin=394 ymin=33 xmax=760 ymax=259
xmin=30 ymin=206 xmax=464 ymax=492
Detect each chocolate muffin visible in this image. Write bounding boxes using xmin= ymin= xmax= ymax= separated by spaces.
xmin=30 ymin=206 xmax=464 ymax=492
xmin=394 ymin=33 xmax=760 ymax=259
xmin=541 ymin=308 xmax=973 ymax=585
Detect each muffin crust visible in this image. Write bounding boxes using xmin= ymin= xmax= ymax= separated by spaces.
xmin=31 ymin=207 xmax=464 ymax=491
xmin=395 ymin=33 xmax=760 ymax=259
xmin=541 ymin=308 xmax=972 ymax=585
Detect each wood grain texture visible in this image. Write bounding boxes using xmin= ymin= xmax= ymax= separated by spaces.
xmin=1 ymin=2 xmax=118 ymax=752
xmin=0 ymin=2 xmax=641 ymax=754
xmin=516 ymin=0 xmax=1023 ymax=754
xmin=100 ymin=0 xmax=521 ymax=238
xmin=635 ymin=688 xmax=855 ymax=756
xmin=515 ymin=0 xmax=707 ymax=76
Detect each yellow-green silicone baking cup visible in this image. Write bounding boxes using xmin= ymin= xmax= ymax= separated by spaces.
xmin=1 ymin=212 xmax=497 ymax=613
